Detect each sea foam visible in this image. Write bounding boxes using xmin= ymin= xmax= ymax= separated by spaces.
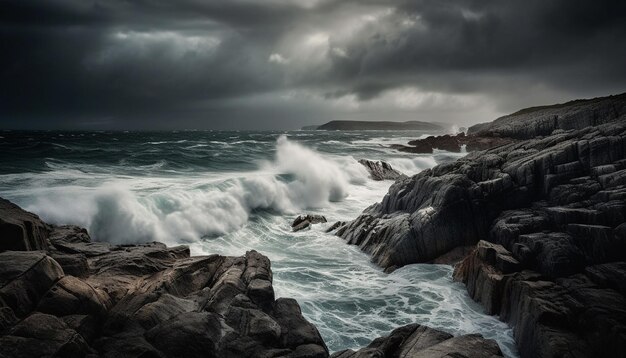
xmin=21 ymin=135 xmax=369 ymax=245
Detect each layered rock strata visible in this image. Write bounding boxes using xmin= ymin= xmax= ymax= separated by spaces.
xmin=336 ymin=93 xmax=626 ymax=357
xmin=358 ymin=159 xmax=406 ymax=181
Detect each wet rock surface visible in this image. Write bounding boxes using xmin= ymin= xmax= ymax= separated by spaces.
xmin=393 ymin=132 xmax=515 ymax=154
xmin=0 ymin=198 xmax=50 ymax=251
xmin=292 ymin=214 xmax=328 ymax=232
xmin=331 ymin=323 xmax=503 ymax=358
xmin=358 ymin=159 xmax=406 ymax=181
xmin=338 ymin=93 xmax=626 ymax=357
xmin=338 ymin=118 xmax=626 ymax=270
xmin=0 ymin=200 xmax=329 ymax=358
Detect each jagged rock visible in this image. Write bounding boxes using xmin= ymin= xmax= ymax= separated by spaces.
xmin=325 ymin=221 xmax=346 ymax=233
xmin=273 ymin=298 xmax=327 ymax=352
xmin=340 ymin=95 xmax=626 ymax=358
xmin=395 ymin=133 xmax=515 ymax=154
xmin=339 ymin=121 xmax=626 ymax=270
xmin=49 ymin=225 xmax=91 ymax=244
xmin=292 ymin=214 xmax=327 ymax=232
xmin=37 ymin=275 xmax=111 ymax=319
xmin=358 ymin=159 xmax=406 ymax=181
xmin=0 ymin=199 xmax=330 ymax=358
xmin=455 ymin=240 xmax=626 ymax=358
xmin=430 ymin=245 xmax=475 ymax=265
xmin=331 ymin=323 xmax=503 ymax=358
xmin=584 ymin=262 xmax=626 ymax=296
xmin=468 ymin=92 xmax=626 ymax=139
xmin=145 ymin=311 xmax=224 ymax=357
xmin=0 ymin=197 xmax=49 ymax=251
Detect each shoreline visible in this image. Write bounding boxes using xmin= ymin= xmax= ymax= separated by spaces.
xmin=0 ymin=197 xmax=505 ymax=357
xmin=330 ymin=93 xmax=626 ymax=357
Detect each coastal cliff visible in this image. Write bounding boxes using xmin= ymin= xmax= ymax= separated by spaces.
xmin=336 ymin=93 xmax=626 ymax=269
xmin=469 ymin=93 xmax=626 ymax=139
xmin=334 ymin=93 xmax=626 ymax=357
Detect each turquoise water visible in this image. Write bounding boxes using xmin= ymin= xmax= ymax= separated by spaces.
xmin=0 ymin=130 xmax=517 ymax=356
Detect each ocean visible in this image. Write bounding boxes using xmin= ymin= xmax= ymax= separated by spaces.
xmin=0 ymin=130 xmax=517 ymax=357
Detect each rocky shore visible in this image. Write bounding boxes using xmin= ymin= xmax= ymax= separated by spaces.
xmin=333 ymin=93 xmax=626 ymax=357
xmin=391 ymin=132 xmax=515 ymax=154
xmin=3 ymin=93 xmax=624 ymax=357
xmin=0 ymin=198 xmax=502 ymax=357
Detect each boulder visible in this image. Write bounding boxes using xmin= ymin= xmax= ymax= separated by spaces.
xmin=340 ymin=95 xmax=626 ymax=358
xmin=396 ymin=133 xmax=515 ymax=154
xmin=357 ymin=159 xmax=406 ymax=181
xmin=0 ymin=313 xmax=91 ymax=358
xmin=0 ymin=204 xmax=332 ymax=358
xmin=339 ymin=121 xmax=626 ymax=271
xmin=0 ymin=251 xmax=64 ymax=317
xmin=0 ymin=197 xmax=49 ymax=251
xmin=468 ymin=92 xmax=626 ymax=139
xmin=292 ymin=214 xmax=327 ymax=232
xmin=331 ymin=324 xmax=502 ymax=358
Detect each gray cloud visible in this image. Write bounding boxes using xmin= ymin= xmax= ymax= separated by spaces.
xmin=1 ymin=0 xmax=625 ymax=129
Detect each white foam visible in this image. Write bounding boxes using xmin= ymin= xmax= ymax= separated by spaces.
xmin=10 ymin=136 xmax=370 ymax=245
xmin=194 ymin=214 xmax=518 ymax=357
xmin=387 ymin=156 xmax=438 ymax=175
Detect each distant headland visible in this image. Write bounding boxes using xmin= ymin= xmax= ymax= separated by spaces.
xmin=303 ymin=120 xmax=444 ymax=131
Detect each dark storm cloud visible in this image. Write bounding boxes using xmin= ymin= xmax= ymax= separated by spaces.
xmin=1 ymin=0 xmax=625 ymax=129
xmin=325 ymin=0 xmax=626 ymax=99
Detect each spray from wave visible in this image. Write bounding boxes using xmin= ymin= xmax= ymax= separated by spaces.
xmin=23 ymin=135 xmax=369 ymax=245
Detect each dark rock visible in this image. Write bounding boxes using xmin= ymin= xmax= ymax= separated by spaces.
xmin=468 ymin=92 xmax=626 ymax=139
xmin=273 ymin=298 xmax=327 ymax=351
xmin=358 ymin=159 xmax=406 ymax=181
xmin=0 ymin=313 xmax=92 ymax=358
xmin=0 ymin=200 xmax=332 ymax=358
xmin=62 ymin=314 xmax=100 ymax=343
xmin=292 ymin=214 xmax=327 ymax=232
xmin=293 ymin=220 xmax=312 ymax=232
xmin=49 ymin=225 xmax=91 ymax=244
xmin=340 ymin=94 xmax=626 ymax=358
xmin=455 ymin=242 xmax=626 ymax=358
xmin=0 ymin=251 xmax=64 ymax=317
xmin=585 ymin=262 xmax=626 ymax=296
xmin=330 ymin=323 xmax=502 ymax=358
xmin=49 ymin=252 xmax=89 ymax=277
xmin=95 ymin=335 xmax=163 ymax=358
xmin=430 ymin=245 xmax=475 ymax=265
xmin=339 ymin=121 xmax=626 ymax=271
xmin=0 ymin=197 xmax=50 ymax=251
xmin=393 ymin=141 xmax=433 ymax=154
xmin=396 ymin=133 xmax=516 ymax=154
xmin=325 ymin=221 xmax=346 ymax=233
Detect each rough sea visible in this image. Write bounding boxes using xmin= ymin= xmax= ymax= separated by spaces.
xmin=0 ymin=130 xmax=518 ymax=357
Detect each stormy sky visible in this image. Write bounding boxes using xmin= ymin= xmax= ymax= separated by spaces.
xmin=1 ymin=0 xmax=625 ymax=130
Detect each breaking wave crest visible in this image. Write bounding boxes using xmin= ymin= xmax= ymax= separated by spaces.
xmin=22 ymin=135 xmax=369 ymax=245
